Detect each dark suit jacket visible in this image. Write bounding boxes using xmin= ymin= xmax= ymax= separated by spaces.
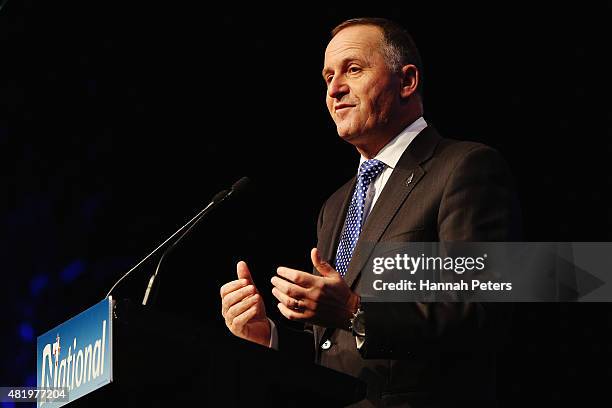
xmin=279 ymin=125 xmax=521 ymax=407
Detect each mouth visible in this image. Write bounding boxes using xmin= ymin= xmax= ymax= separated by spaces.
xmin=334 ymin=104 xmax=355 ymax=113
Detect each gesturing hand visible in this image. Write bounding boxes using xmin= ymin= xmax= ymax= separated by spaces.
xmin=271 ymin=248 xmax=360 ymax=330
xmin=220 ymin=261 xmax=271 ymax=347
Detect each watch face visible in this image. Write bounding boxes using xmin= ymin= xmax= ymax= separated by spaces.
xmin=353 ymin=311 xmax=366 ymax=336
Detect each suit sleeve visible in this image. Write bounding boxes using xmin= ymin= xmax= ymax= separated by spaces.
xmin=359 ymin=145 xmax=521 ymax=358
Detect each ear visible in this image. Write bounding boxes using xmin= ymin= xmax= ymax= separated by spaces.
xmin=399 ymin=64 xmax=419 ymax=99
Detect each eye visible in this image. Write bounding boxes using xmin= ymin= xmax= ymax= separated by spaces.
xmin=325 ymin=75 xmax=334 ymax=85
xmin=348 ymin=65 xmax=361 ymax=74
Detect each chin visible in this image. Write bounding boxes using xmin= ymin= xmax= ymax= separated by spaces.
xmin=335 ymin=121 xmax=354 ymax=138
xmin=336 ymin=127 xmax=354 ymax=141
xmin=337 ymin=129 xmax=363 ymax=146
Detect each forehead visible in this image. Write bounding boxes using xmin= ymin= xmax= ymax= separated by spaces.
xmin=324 ymin=25 xmax=384 ymax=66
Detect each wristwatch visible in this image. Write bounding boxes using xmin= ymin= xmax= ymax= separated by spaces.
xmin=349 ymin=307 xmax=366 ymax=337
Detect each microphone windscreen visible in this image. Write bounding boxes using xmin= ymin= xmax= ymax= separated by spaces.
xmin=231 ymin=177 xmax=251 ymax=196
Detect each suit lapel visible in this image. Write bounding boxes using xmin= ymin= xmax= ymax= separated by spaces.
xmin=343 ymin=125 xmax=441 ymax=288
xmin=318 ymin=177 xmax=356 ymax=265
xmin=343 ymin=165 xmax=424 ymax=288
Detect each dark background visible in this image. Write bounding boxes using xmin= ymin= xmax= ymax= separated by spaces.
xmin=1 ymin=1 xmax=610 ymax=406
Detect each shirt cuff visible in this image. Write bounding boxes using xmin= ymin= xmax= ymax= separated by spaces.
xmin=268 ymin=318 xmax=279 ymax=350
xmin=355 ymin=334 xmax=365 ymax=349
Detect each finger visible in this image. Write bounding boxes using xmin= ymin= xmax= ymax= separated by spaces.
xmin=220 ymin=279 xmax=249 ymax=299
xmin=231 ymin=304 xmax=259 ymax=330
xmin=226 ymin=293 xmax=260 ymax=323
xmin=271 ymin=287 xmax=316 ymax=312
xmin=222 ymin=284 xmax=256 ymax=316
xmin=276 ymin=266 xmax=317 ymax=288
xmin=311 ymin=248 xmax=338 ymax=277
xmin=237 ymin=261 xmax=254 ymax=283
xmin=277 ymin=302 xmax=307 ymax=321
xmin=271 ymin=276 xmax=307 ymax=299
xmin=223 ymin=284 xmax=256 ymax=311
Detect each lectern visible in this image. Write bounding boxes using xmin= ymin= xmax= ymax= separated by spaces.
xmin=37 ymin=298 xmax=366 ymax=407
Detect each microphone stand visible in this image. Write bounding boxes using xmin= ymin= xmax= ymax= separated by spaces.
xmin=104 ymin=177 xmax=250 ymax=305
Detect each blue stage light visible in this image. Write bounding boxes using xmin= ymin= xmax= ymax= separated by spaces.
xmin=29 ymin=274 xmax=49 ymax=296
xmin=60 ymin=259 xmax=85 ymax=283
xmin=18 ymin=322 xmax=34 ymax=342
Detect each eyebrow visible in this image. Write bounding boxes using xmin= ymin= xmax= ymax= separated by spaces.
xmin=322 ymin=56 xmax=367 ymax=78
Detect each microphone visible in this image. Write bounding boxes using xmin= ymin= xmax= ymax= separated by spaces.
xmin=104 ymin=177 xmax=251 ymax=303
xmin=229 ymin=176 xmax=250 ymax=198
xmin=141 ymin=177 xmax=251 ymax=305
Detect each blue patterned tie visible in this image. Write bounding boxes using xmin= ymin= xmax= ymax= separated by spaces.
xmin=335 ymin=159 xmax=386 ymax=277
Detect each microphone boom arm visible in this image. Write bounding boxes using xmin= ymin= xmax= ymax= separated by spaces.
xmin=104 ymin=176 xmax=250 ymax=301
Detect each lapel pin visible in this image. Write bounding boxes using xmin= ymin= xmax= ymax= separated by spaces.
xmin=405 ymin=172 xmax=414 ymax=186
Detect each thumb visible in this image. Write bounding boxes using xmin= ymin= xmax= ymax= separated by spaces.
xmin=236 ymin=261 xmax=254 ymax=283
xmin=311 ymin=248 xmax=338 ymax=277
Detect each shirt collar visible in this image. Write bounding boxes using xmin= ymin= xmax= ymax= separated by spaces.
xmin=359 ymin=116 xmax=428 ymax=170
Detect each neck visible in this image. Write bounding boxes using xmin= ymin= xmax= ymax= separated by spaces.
xmin=354 ymin=111 xmax=422 ymax=159
xmin=354 ymin=135 xmax=394 ymax=159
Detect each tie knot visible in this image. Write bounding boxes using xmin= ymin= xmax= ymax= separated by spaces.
xmin=358 ymin=159 xmax=385 ymax=182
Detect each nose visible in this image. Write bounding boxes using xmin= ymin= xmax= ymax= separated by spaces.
xmin=327 ymin=75 xmax=349 ymax=101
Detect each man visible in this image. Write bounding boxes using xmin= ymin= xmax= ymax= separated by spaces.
xmin=220 ymin=18 xmax=520 ymax=407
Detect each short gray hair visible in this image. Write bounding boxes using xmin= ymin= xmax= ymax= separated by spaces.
xmin=331 ymin=17 xmax=424 ymax=95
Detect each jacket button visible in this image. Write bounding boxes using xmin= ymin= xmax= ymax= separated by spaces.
xmin=321 ymin=339 xmax=332 ymax=350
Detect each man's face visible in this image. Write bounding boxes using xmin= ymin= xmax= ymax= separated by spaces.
xmin=323 ymin=25 xmax=401 ymax=144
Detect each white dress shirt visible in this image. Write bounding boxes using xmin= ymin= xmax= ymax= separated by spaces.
xmin=269 ymin=117 xmax=428 ymax=350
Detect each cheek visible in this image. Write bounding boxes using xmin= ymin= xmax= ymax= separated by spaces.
xmin=370 ymin=88 xmax=396 ymax=117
